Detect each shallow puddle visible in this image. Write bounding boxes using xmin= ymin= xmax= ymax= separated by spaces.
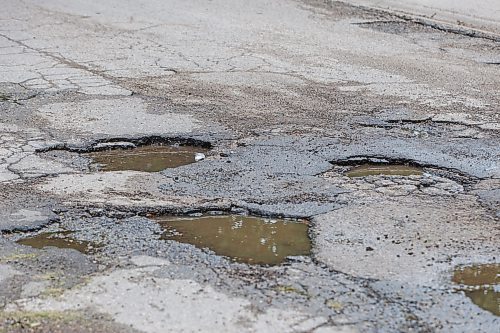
xmin=156 ymin=215 xmax=311 ymax=265
xmin=17 ymin=231 xmax=96 ymax=254
xmin=85 ymin=144 xmax=208 ymax=172
xmin=346 ymin=164 xmax=423 ymax=177
xmin=452 ymin=264 xmax=499 ymax=316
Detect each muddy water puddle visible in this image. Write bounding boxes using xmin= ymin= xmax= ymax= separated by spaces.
xmin=346 ymin=164 xmax=423 ymax=177
xmin=85 ymin=144 xmax=208 ymax=172
xmin=156 ymin=215 xmax=311 ymax=265
xmin=452 ymin=264 xmax=499 ymax=316
xmin=17 ymin=231 xmax=97 ymax=254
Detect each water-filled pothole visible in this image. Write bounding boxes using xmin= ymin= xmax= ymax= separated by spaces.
xmin=346 ymin=164 xmax=423 ymax=177
xmin=16 ymin=231 xmax=97 ymax=254
xmin=452 ymin=264 xmax=499 ymax=316
xmin=155 ymin=215 xmax=311 ymax=265
xmin=84 ymin=144 xmax=209 ymax=172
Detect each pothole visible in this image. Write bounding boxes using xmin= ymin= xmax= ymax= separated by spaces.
xmin=16 ymin=231 xmax=98 ymax=254
xmin=452 ymin=264 xmax=499 ymax=316
xmin=345 ymin=164 xmax=423 ymax=177
xmin=354 ymin=20 xmax=437 ymax=34
xmin=84 ymin=143 xmax=209 ymax=172
xmin=154 ymin=215 xmax=311 ymax=265
xmin=330 ymin=156 xmax=473 ymax=184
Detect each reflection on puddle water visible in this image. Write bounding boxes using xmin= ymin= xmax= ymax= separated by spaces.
xmin=85 ymin=144 xmax=208 ymax=172
xmin=17 ymin=231 xmax=96 ymax=254
xmin=452 ymin=264 xmax=499 ymax=316
xmin=156 ymin=215 xmax=311 ymax=265
xmin=346 ymin=164 xmax=423 ymax=177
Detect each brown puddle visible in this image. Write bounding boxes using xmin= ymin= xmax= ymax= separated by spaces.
xmin=17 ymin=231 xmax=96 ymax=254
xmin=346 ymin=164 xmax=423 ymax=177
xmin=85 ymin=144 xmax=208 ymax=172
xmin=156 ymin=215 xmax=311 ymax=265
xmin=452 ymin=264 xmax=499 ymax=316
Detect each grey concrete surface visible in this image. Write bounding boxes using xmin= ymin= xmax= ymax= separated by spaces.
xmin=0 ymin=0 xmax=499 ymax=332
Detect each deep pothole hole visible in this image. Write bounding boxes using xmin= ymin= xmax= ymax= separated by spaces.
xmin=40 ymin=137 xmax=212 ymax=173
xmin=452 ymin=264 xmax=500 ymax=316
xmin=15 ymin=230 xmax=100 ymax=255
xmin=328 ymin=157 xmax=473 ymax=184
xmin=331 ymin=157 xmax=425 ymax=177
xmin=85 ymin=137 xmax=211 ymax=172
xmin=12 ymin=211 xmax=312 ymax=267
xmin=344 ymin=164 xmax=423 ymax=177
xmin=85 ymin=143 xmax=209 ymax=172
xmin=154 ymin=214 xmax=311 ymax=265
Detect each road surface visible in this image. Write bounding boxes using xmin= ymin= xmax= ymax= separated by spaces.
xmin=0 ymin=0 xmax=499 ymax=332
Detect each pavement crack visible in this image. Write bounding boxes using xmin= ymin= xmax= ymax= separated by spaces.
xmin=335 ymin=0 xmax=500 ymax=42
xmin=0 ymin=32 xmax=126 ymax=91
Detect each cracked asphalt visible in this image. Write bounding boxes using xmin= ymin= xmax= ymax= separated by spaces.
xmin=0 ymin=0 xmax=499 ymax=332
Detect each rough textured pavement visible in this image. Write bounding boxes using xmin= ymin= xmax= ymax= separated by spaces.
xmin=0 ymin=0 xmax=499 ymax=332
xmin=342 ymin=0 xmax=500 ymax=35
